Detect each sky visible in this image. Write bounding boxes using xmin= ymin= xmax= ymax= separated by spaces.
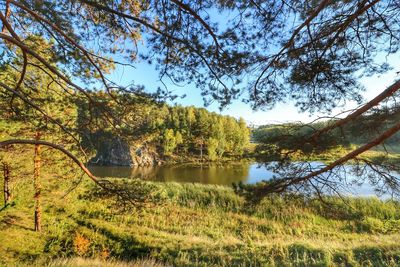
xmin=107 ymin=52 xmax=400 ymax=126
xmin=99 ymin=6 xmax=400 ymax=127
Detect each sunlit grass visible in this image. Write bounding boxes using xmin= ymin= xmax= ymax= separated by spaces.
xmin=2 ymin=146 xmax=400 ymax=266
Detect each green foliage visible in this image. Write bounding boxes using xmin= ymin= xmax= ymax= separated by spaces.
xmin=79 ymin=101 xmax=251 ymax=160
xmin=0 ymin=35 xmax=78 ymax=138
xmin=3 ymin=168 xmax=400 ymax=266
xmin=157 ymin=106 xmax=250 ymax=158
xmin=1 ymin=135 xmax=400 ymax=265
xmin=253 ymin=108 xmax=400 ymax=159
xmin=162 ymin=129 xmax=178 ymax=155
xmin=161 ymin=129 xmax=184 ymax=156
xmin=253 ymin=122 xmax=349 ymax=156
xmin=354 ymin=217 xmax=400 ymax=234
xmin=207 ymin=138 xmax=219 ymax=160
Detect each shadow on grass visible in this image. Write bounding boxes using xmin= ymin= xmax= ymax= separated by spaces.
xmin=353 ymin=246 xmax=400 ymax=266
xmin=73 ymin=218 xmax=154 ymax=260
xmin=0 ymin=213 xmax=33 ymax=231
xmin=0 ymin=204 xmax=8 ymax=212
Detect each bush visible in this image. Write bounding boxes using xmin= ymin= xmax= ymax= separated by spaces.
xmin=73 ymin=233 xmax=90 ymax=256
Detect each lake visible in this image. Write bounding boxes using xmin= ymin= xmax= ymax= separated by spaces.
xmin=88 ymin=161 xmax=273 ymax=185
xmin=88 ymin=161 xmax=394 ymax=197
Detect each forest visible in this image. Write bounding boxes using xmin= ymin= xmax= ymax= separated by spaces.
xmin=253 ymin=106 xmax=400 ymax=157
xmin=78 ymin=97 xmax=250 ymax=161
xmin=2 ymin=0 xmax=400 ymax=266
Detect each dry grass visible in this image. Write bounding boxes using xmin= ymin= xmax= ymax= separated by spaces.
xmin=48 ymin=257 xmax=167 ymax=267
xmin=2 ymin=141 xmax=400 ymax=266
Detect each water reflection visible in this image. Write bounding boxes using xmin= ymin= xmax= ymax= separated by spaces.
xmin=88 ymin=162 xmax=263 ymax=185
xmin=87 ymin=161 xmax=399 ymax=198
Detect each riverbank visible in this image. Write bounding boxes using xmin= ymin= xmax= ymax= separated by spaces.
xmin=1 ymin=140 xmax=400 ymax=266
xmin=2 ymin=174 xmax=400 ymax=266
xmin=254 ymin=143 xmax=400 ymax=163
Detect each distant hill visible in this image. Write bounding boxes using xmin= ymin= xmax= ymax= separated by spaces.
xmin=252 ymin=107 xmax=400 ymax=154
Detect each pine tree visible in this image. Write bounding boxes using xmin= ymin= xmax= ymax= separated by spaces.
xmin=2 ymin=162 xmax=11 ymax=206
xmin=33 ymin=131 xmax=42 ymax=232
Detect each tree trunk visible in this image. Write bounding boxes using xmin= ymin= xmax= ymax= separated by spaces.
xmin=33 ymin=132 xmax=42 ymax=232
xmin=2 ymin=162 xmax=11 ymax=206
xmin=200 ymin=140 xmax=203 ymax=162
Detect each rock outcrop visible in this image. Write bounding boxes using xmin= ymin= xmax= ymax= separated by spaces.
xmin=89 ymin=137 xmax=133 ymax=166
xmin=131 ymin=146 xmax=161 ymax=166
xmin=89 ymin=136 xmax=161 ymax=166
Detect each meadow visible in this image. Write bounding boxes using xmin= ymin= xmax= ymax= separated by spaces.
xmin=1 ymin=146 xmax=400 ymax=266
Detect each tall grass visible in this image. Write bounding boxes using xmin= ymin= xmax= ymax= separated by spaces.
xmin=47 ymin=257 xmax=167 ymax=267
xmin=2 ymin=145 xmax=400 ymax=266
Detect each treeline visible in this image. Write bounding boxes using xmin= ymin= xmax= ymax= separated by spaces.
xmin=77 ymin=92 xmax=250 ymax=160
xmin=0 ymin=43 xmax=250 ymax=161
xmin=253 ymin=121 xmax=349 ymax=154
xmin=1 ymin=66 xmax=250 ymax=161
xmin=154 ymin=106 xmax=250 ymax=159
xmin=253 ymin=107 xmax=400 ymax=154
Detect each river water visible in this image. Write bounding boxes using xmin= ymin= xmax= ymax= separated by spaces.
xmin=88 ymin=161 xmax=396 ymax=198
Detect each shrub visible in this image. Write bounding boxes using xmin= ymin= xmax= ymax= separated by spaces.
xmin=73 ymin=232 xmax=90 ymax=256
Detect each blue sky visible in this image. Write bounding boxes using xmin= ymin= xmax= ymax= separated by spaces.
xmin=107 ymin=50 xmax=400 ymax=126
xmin=99 ymin=6 xmax=400 ymax=126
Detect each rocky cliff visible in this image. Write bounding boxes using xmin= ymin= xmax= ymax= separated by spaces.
xmin=89 ymin=137 xmax=161 ymax=166
xmin=131 ymin=146 xmax=161 ymax=166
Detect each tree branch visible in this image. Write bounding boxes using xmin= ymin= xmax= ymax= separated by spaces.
xmin=0 ymin=139 xmax=139 ymax=205
xmin=309 ymin=79 xmax=400 ymax=142
xmin=0 ymin=139 xmax=99 ymax=183
xmin=262 ymin=119 xmax=400 ymax=194
xmin=253 ymin=0 xmax=332 ymax=96
xmin=170 ymin=0 xmax=220 ymax=56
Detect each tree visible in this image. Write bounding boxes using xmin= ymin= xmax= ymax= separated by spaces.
xmin=1 ymin=0 xmax=400 ymax=198
xmin=175 ymin=131 xmax=183 ymax=153
xmin=33 ymin=131 xmax=41 ymax=231
xmin=235 ymin=118 xmax=250 ymax=156
xmin=214 ymin=118 xmax=226 ymax=158
xmin=207 ymin=137 xmax=219 ymax=161
xmin=162 ymin=129 xmax=177 ymax=156
xmin=2 ymin=161 xmax=11 ymax=206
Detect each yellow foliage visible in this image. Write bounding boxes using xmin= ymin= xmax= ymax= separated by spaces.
xmin=73 ymin=232 xmax=90 ymax=256
xmin=100 ymin=248 xmax=110 ymax=260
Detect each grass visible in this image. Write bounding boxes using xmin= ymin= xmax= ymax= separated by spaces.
xmin=2 ymin=136 xmax=400 ymax=266
xmin=47 ymin=257 xmax=168 ymax=267
xmin=255 ymin=143 xmax=400 ymax=163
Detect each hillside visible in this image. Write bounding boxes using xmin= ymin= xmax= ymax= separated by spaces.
xmin=1 ymin=144 xmax=400 ymax=266
xmin=253 ymin=108 xmax=400 ymax=160
xmin=1 ymin=91 xmax=251 ymax=168
xmin=80 ymin=102 xmax=251 ymax=165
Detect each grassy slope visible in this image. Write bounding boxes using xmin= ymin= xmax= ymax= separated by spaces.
xmin=1 ymin=145 xmax=400 ymax=266
xmin=254 ymin=142 xmax=400 ymax=163
xmin=2 ymin=122 xmax=400 ymax=266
